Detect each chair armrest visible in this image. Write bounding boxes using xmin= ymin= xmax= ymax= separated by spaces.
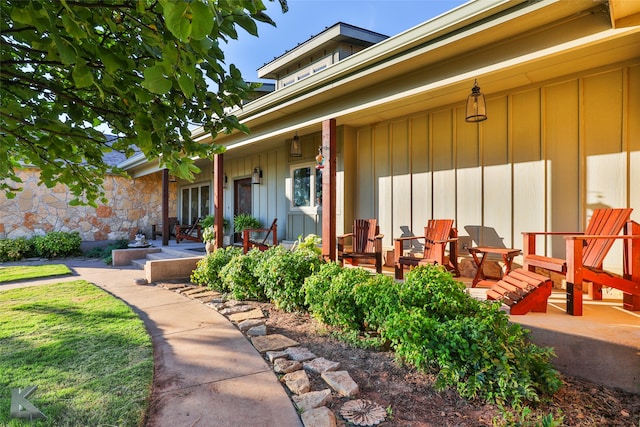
xmin=394 ymin=236 xmax=425 ymax=242
xmin=337 ymin=233 xmax=354 ymax=241
xmin=431 ymin=237 xmax=458 ymax=244
xmin=565 ymin=234 xmax=640 ymax=240
xmin=374 ymin=234 xmax=384 ymax=239
xmin=522 ymin=231 xmax=584 ymax=236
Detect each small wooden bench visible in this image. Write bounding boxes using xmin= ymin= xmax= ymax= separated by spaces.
xmin=486 ymin=268 xmax=552 ymax=315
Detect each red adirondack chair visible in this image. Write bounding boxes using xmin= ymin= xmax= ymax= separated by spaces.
xmin=523 ymin=208 xmax=640 ymax=315
xmin=338 ymin=219 xmax=384 ymax=273
xmin=394 ymin=219 xmax=460 ymax=279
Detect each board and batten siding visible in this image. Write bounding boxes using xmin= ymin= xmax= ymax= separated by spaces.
xmin=352 ymin=64 xmax=640 ymax=271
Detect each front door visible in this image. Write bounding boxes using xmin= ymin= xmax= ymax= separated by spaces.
xmin=234 ymin=178 xmax=252 ymax=242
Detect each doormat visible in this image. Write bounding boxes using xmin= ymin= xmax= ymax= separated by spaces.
xmin=187 ymin=247 xmax=206 ymax=253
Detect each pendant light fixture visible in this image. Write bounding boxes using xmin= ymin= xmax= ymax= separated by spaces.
xmin=465 ymin=79 xmax=487 ymax=122
xmin=290 ymin=133 xmax=302 ymax=157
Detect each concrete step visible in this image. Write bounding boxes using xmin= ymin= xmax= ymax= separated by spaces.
xmin=159 ymin=247 xmax=204 ymax=258
xmin=131 ymin=258 xmax=148 ymax=270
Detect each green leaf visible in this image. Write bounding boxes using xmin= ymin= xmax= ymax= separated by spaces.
xmin=162 ymin=1 xmax=191 ymax=42
xmin=234 ymin=14 xmax=259 ymax=37
xmin=72 ymin=62 xmax=94 ymax=88
xmin=177 ymin=74 xmax=194 ymax=98
xmin=53 ymin=35 xmax=77 ymax=65
xmin=190 ymin=1 xmax=214 ymax=40
xmin=142 ymin=65 xmax=172 ymax=94
xmin=61 ymin=14 xmax=86 ymax=40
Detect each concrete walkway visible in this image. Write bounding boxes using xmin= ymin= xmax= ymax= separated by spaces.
xmin=1 ymin=260 xmax=303 ymax=427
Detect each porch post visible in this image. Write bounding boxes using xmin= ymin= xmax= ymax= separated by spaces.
xmin=161 ymin=168 xmax=170 ymax=246
xmin=322 ymin=119 xmax=337 ymax=261
xmin=213 ymin=153 xmax=224 ymax=249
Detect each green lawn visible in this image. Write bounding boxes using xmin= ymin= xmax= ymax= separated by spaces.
xmin=0 ymin=264 xmax=71 ymax=283
xmin=0 ymin=281 xmax=153 ymax=426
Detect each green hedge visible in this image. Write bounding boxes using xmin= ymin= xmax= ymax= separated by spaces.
xmin=0 ymin=232 xmax=82 ymax=262
xmin=190 ymin=245 xmax=561 ymax=406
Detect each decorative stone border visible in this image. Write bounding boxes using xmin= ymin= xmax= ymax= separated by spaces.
xmin=156 ymin=282 xmax=387 ymax=427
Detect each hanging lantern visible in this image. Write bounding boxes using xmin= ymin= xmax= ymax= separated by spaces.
xmin=465 ymin=79 xmax=487 ymax=122
xmin=290 ymin=133 xmax=302 ymax=157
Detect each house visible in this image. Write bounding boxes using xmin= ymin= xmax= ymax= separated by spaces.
xmin=0 ymin=137 xmax=175 ymax=242
xmin=125 ymin=0 xmax=639 ymax=270
xmin=4 ymin=0 xmax=638 ymax=268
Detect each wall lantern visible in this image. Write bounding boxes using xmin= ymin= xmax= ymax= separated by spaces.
xmin=465 ymin=79 xmax=487 ymax=122
xmin=251 ymin=167 xmax=262 ymax=185
xmin=223 ymin=174 xmax=228 ymax=189
xmin=290 ymin=133 xmax=302 ymax=157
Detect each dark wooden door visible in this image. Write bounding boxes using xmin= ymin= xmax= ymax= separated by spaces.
xmin=234 ymin=178 xmax=252 ymax=242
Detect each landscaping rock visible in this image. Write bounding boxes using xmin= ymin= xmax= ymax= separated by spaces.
xmin=282 ymin=370 xmax=310 ymax=395
xmin=266 ymin=350 xmax=289 ymax=363
xmin=301 ymin=406 xmax=337 ymax=427
xmin=273 ymin=358 xmax=302 ymax=374
xmin=228 ymin=308 xmax=265 ymax=323
xmin=303 ymin=357 xmax=340 ymax=374
xmin=237 ymin=318 xmax=265 ymax=332
xmin=321 ymin=371 xmax=359 ymax=397
xmin=219 ymin=304 xmax=254 ymax=315
xmin=292 ymin=389 xmax=332 ymax=412
xmin=134 ymin=278 xmax=148 ymax=285
xmin=284 ymin=346 xmax=316 ymax=361
xmin=246 ymin=324 xmax=267 ymax=336
xmin=251 ymin=334 xmax=299 ymax=353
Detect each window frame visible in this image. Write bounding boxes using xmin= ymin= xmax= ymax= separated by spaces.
xmin=289 ymin=162 xmax=322 ymax=212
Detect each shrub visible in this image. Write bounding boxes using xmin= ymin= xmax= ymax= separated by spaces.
xmin=397 ymin=264 xmax=474 ymax=320
xmin=84 ymin=239 xmax=129 ymax=265
xmin=295 ymin=234 xmax=322 ymax=256
xmin=353 ymin=273 xmax=399 ymax=332
xmin=0 ymin=237 xmax=31 ymax=262
xmin=190 ymin=246 xmax=242 ymax=291
xmin=256 ymin=245 xmax=323 ymax=312
xmin=380 ymin=264 xmax=561 ymax=405
xmin=220 ymin=248 xmax=265 ymax=300
xmin=30 ymin=231 xmax=82 ymax=258
xmin=304 ymin=265 xmax=371 ymax=331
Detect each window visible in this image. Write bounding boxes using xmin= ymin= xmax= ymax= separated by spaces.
xmin=181 ymin=183 xmax=210 ymax=224
xmin=291 ymin=165 xmax=322 ymax=208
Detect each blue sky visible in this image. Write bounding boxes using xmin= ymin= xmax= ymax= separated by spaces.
xmin=223 ymin=0 xmax=469 ymax=83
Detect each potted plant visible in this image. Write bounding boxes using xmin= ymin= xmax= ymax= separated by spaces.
xmin=201 ymin=215 xmax=229 ymax=253
xmin=233 ymin=213 xmax=260 ymax=236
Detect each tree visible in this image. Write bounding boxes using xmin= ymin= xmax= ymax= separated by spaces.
xmin=0 ymin=0 xmax=287 ymax=205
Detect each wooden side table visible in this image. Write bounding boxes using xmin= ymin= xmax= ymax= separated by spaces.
xmin=468 ymin=246 xmax=521 ymax=287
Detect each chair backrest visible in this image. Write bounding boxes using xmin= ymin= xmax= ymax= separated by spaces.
xmin=260 ymin=218 xmax=278 ymax=245
xmin=583 ymin=208 xmax=632 ymax=268
xmin=353 ymin=219 xmax=378 ymax=253
xmin=423 ymin=219 xmax=454 ymax=258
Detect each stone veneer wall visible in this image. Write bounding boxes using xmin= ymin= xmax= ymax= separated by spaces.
xmin=0 ymin=168 xmax=177 ymax=241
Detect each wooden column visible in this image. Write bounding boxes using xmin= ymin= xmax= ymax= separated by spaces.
xmin=213 ymin=153 xmax=224 ymax=249
xmin=322 ymin=119 xmax=337 ymax=262
xmin=161 ymin=168 xmax=170 ymax=246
